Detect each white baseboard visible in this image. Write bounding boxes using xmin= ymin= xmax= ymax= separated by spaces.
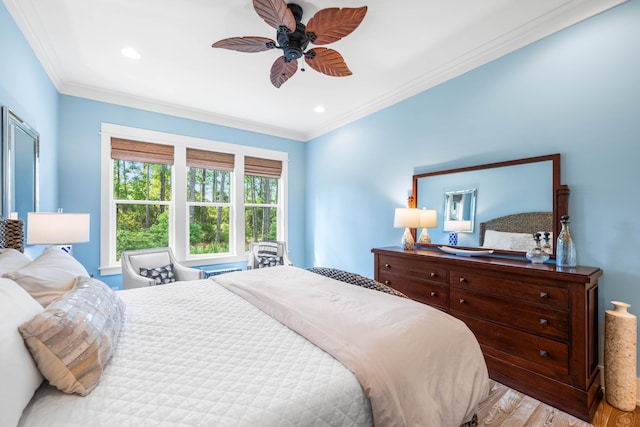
xmin=597 ymin=364 xmax=640 ymax=406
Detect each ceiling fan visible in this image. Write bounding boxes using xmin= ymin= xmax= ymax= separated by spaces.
xmin=212 ymin=0 xmax=367 ymax=88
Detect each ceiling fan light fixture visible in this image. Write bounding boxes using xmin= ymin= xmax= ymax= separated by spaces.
xmin=121 ymin=47 xmax=141 ymax=60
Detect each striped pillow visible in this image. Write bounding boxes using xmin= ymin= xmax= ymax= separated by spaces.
xmin=19 ymin=277 xmax=125 ymax=396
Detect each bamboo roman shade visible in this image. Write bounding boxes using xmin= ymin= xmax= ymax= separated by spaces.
xmin=111 ymin=138 xmax=174 ymax=165
xmin=245 ymin=156 xmax=282 ymax=178
xmin=186 ymin=148 xmax=234 ymax=171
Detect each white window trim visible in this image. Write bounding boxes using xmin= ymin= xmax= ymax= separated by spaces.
xmin=99 ymin=123 xmax=288 ymax=275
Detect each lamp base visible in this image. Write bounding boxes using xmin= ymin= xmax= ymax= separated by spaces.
xmin=401 ymin=228 xmax=415 ymax=250
xmin=418 ymin=229 xmax=432 ymax=244
xmin=448 ymin=232 xmax=458 ymax=246
xmin=56 ymin=245 xmax=73 ymax=255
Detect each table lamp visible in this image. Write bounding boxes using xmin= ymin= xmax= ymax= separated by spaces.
xmin=417 ymin=209 xmax=437 ymax=244
xmin=27 ymin=211 xmax=90 ymax=255
xmin=444 ymin=220 xmax=472 ymax=246
xmin=394 ymin=208 xmax=420 ymax=250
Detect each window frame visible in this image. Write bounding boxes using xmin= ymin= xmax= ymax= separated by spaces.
xmin=99 ymin=123 xmax=288 ymax=275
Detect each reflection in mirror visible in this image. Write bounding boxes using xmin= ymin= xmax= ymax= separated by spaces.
xmin=412 ymin=154 xmax=561 ymax=256
xmin=2 ymin=106 xmax=39 ymax=220
xmin=443 ymin=188 xmax=476 ymax=233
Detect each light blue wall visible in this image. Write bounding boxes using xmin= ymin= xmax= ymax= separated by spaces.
xmin=0 ymin=1 xmax=58 ymax=216
xmin=57 ymin=96 xmax=305 ymax=289
xmin=306 ymin=0 xmax=640 ymax=360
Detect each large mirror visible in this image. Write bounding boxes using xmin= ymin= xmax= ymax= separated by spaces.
xmin=412 ymin=154 xmax=564 ymax=257
xmin=2 ymin=106 xmax=39 ymax=220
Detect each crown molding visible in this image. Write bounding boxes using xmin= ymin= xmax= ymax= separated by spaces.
xmin=5 ymin=0 xmax=626 ymax=143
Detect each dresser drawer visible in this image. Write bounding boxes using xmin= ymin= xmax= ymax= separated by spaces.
xmin=450 ymin=288 xmax=568 ymax=341
xmin=379 ymin=271 xmax=449 ymax=309
xmin=450 ymin=270 xmax=568 ymax=309
xmin=457 ymin=313 xmax=569 ymax=381
xmin=378 ymin=255 xmax=447 ymax=283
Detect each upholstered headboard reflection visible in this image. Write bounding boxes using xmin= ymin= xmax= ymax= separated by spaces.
xmin=479 ymin=212 xmax=553 ymax=247
xmin=0 ymin=218 xmax=25 ymax=252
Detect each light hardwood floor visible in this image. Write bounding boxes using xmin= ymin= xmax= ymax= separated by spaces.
xmin=478 ymin=381 xmax=640 ymax=427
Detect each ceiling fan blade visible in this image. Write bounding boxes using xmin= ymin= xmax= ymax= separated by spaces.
xmin=270 ymin=56 xmax=298 ymax=88
xmin=306 ymin=7 xmax=367 ymax=45
xmin=212 ymin=36 xmax=276 ymax=52
xmin=304 ymin=48 xmax=352 ymax=77
xmin=253 ymin=0 xmax=296 ymax=33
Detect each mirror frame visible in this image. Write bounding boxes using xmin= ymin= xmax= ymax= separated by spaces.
xmin=411 ymin=153 xmax=568 ymax=258
xmin=2 ymin=106 xmax=40 ymax=219
xmin=443 ymin=188 xmax=477 ymax=232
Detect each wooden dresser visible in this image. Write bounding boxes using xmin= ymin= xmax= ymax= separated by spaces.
xmin=372 ymin=246 xmax=602 ymax=422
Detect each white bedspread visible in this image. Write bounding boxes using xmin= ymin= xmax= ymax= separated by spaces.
xmin=19 ymin=279 xmax=373 ymax=427
xmin=215 ymin=267 xmax=490 ymax=427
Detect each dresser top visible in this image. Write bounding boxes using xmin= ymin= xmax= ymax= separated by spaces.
xmin=372 ymin=246 xmax=602 ymax=282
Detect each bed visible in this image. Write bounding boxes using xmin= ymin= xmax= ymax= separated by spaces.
xmin=1 ymin=219 xmax=489 ymax=427
xmin=479 ymin=211 xmax=553 ymax=252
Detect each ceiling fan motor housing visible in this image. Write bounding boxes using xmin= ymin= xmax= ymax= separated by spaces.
xmin=278 ymin=23 xmax=309 ymax=61
xmin=278 ymin=4 xmax=309 ymax=62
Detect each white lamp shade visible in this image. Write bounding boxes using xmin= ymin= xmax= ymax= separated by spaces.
xmin=444 ymin=220 xmax=472 ymax=232
xmin=419 ymin=209 xmax=437 ymax=228
xmin=394 ymin=208 xmax=420 ymax=228
xmin=27 ymin=212 xmax=90 ymax=245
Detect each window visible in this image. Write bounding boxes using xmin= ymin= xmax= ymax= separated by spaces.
xmin=100 ymin=124 xmax=288 ymax=275
xmin=186 ymin=148 xmax=233 ymax=256
xmin=111 ymin=138 xmax=173 ymax=261
xmin=244 ymin=157 xmax=282 ymax=250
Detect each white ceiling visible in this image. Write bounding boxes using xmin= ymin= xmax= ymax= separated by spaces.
xmin=4 ymin=0 xmax=625 ymax=141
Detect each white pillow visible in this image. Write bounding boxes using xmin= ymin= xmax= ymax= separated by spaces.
xmin=3 ymin=246 xmax=90 ymax=307
xmin=0 ymin=248 xmax=32 ymax=275
xmin=483 ymin=230 xmax=535 ymax=251
xmin=0 ymin=278 xmax=45 ymax=427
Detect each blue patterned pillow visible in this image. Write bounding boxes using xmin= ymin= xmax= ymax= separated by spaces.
xmin=139 ymin=263 xmax=175 ymax=286
xmin=257 ymin=255 xmax=283 ymax=268
xmin=306 ymin=267 xmax=407 ymax=298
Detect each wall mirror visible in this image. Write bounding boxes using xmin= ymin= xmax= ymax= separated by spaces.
xmin=412 ymin=154 xmax=565 ymax=257
xmin=2 ymin=106 xmax=39 ymax=220
xmin=443 ymin=188 xmax=476 ymax=233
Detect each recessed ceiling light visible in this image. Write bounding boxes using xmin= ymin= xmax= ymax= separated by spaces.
xmin=121 ymin=47 xmax=141 ymax=60
xmin=314 ymin=106 xmax=325 ymax=113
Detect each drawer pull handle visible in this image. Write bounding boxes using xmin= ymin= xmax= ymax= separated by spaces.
xmin=384 ymin=280 xmax=390 ymax=285
xmin=385 ymin=264 xmax=391 ymax=269
xmin=430 ymin=272 xmax=437 ymax=278
xmin=430 ymin=291 xmax=437 ymax=297
xmin=539 ymin=350 xmax=548 ymax=358
xmin=540 ymin=292 xmax=548 ymax=299
xmin=459 ymin=298 xmax=466 ymax=304
xmin=540 ymin=319 xmax=548 ymax=325
xmin=459 ymin=277 xmax=466 ymax=283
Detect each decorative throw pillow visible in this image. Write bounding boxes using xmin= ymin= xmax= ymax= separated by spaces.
xmin=0 ymin=278 xmax=44 ymax=427
xmin=3 ymin=246 xmax=90 ymax=307
xmin=307 ymin=267 xmax=407 ymax=298
xmin=0 ymin=248 xmax=32 ymax=275
xmin=257 ymin=255 xmax=283 ymax=268
xmin=482 ymin=230 xmax=535 ymax=251
xmin=19 ymin=276 xmax=126 ymax=396
xmin=306 ymin=267 xmax=407 ymax=298
xmin=257 ymin=241 xmax=279 ymax=257
xmin=139 ymin=263 xmax=175 ymax=285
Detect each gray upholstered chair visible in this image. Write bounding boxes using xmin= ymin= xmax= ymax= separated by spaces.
xmin=121 ymin=247 xmax=204 ymax=289
xmin=247 ymin=241 xmax=293 ymax=270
